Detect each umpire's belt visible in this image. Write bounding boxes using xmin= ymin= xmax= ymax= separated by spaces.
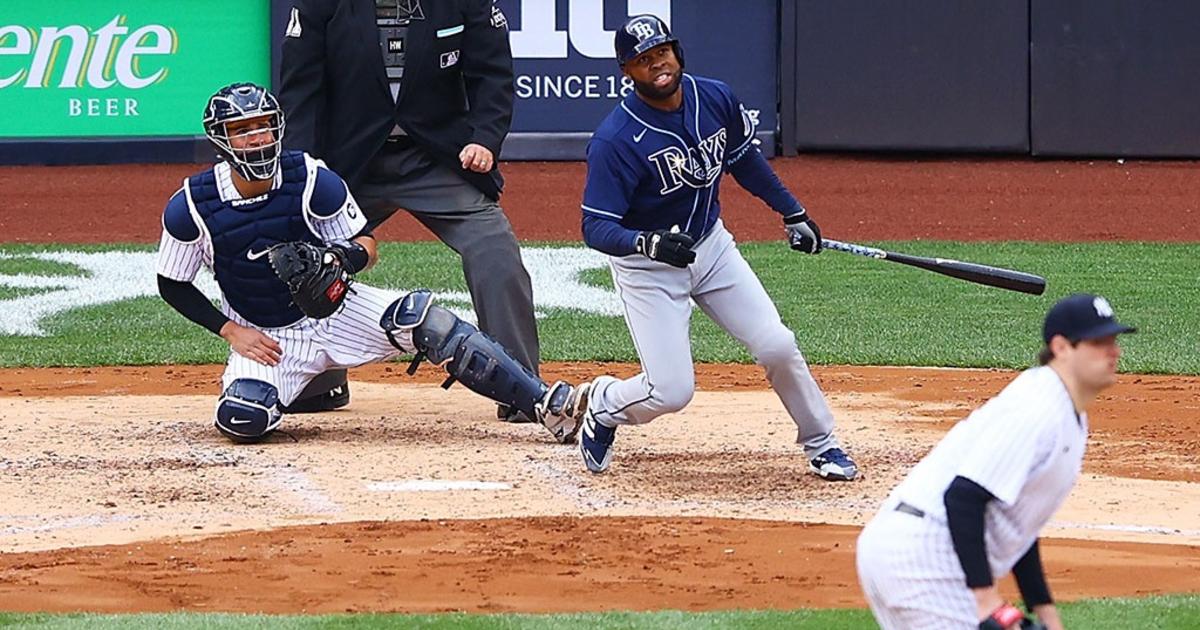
xmin=895 ymin=502 xmax=926 ymax=518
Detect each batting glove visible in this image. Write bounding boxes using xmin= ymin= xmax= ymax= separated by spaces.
xmin=784 ymin=211 xmax=823 ymax=254
xmin=635 ymin=229 xmax=696 ymax=268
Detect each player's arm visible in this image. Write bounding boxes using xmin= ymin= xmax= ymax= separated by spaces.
xmin=719 ymin=87 xmax=822 ymax=254
xmin=279 ymin=0 xmax=333 ymax=154
xmin=156 ymin=190 xmax=281 ymax=365
xmin=580 ymin=138 xmax=640 ymax=256
xmin=156 ymin=189 xmax=226 ymax=336
xmin=308 ymin=164 xmax=377 ymax=271
xmin=951 ymin=405 xmax=1057 ymax=625
xmin=459 ymin=0 xmax=514 ymax=159
xmin=1012 ymin=541 xmax=1062 ymax=630
xmin=943 ymin=476 xmax=1007 ymax=621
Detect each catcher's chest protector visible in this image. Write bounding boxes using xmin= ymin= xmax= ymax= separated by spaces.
xmin=191 ymin=151 xmax=320 ymax=328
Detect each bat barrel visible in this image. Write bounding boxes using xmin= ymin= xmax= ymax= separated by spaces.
xmin=823 ymin=238 xmax=1046 ymax=295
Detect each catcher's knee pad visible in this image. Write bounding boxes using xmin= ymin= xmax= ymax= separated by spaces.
xmin=380 ymin=290 xmax=547 ymax=419
xmin=215 ymin=379 xmax=283 ymax=443
xmin=379 ymin=290 xmax=432 ymax=354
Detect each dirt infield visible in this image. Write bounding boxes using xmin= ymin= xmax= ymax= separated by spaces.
xmin=1 ymin=156 xmax=1197 ymax=243
xmin=0 ymin=158 xmax=1197 ymax=615
xmin=0 ymin=364 xmax=1197 ymax=613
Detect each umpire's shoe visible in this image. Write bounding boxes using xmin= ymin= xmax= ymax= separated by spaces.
xmin=580 ymin=409 xmax=616 ymax=474
xmin=809 ymin=447 xmax=858 ymax=481
xmin=497 ymin=404 xmax=534 ymax=423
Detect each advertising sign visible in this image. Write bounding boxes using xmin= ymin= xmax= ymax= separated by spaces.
xmin=497 ymin=0 xmax=778 ymax=138
xmin=0 ymin=1 xmax=271 ymax=138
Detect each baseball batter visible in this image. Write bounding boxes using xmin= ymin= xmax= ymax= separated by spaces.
xmin=156 ymin=83 xmax=586 ymax=443
xmin=576 ymin=15 xmax=856 ymax=480
xmin=856 ymin=294 xmax=1136 ymax=629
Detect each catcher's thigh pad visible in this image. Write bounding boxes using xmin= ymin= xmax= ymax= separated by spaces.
xmin=215 ymin=379 xmax=283 ymax=443
xmin=380 ymin=290 xmax=547 ymax=419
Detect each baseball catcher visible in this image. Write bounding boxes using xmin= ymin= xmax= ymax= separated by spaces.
xmin=155 ymin=82 xmax=589 ymax=444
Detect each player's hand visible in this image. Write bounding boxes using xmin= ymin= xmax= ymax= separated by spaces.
xmin=220 ymin=321 xmax=282 ymax=366
xmin=975 ymin=597 xmax=1026 ymax=630
xmin=635 ymin=229 xmax=696 ymax=268
xmin=783 ymin=212 xmax=822 ymax=254
xmin=459 ymin=143 xmax=495 ymax=173
xmin=1030 ymin=604 xmax=1061 ymax=630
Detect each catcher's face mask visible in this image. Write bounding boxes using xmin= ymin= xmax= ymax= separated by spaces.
xmin=204 ymin=82 xmax=287 ymax=181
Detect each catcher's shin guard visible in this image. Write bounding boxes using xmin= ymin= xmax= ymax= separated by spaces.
xmin=381 ymin=290 xmax=545 ymax=416
xmin=380 ymin=290 xmax=584 ymax=441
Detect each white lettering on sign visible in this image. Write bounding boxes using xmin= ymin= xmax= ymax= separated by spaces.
xmin=515 ymin=73 xmax=633 ymax=100
xmin=0 ymin=16 xmax=174 ymax=90
xmin=509 ymin=0 xmax=672 ymax=59
xmin=68 ymin=97 xmax=140 ymax=117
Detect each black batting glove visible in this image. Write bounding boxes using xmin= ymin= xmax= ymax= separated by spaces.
xmin=784 ymin=212 xmax=823 ymax=254
xmin=635 ymin=229 xmax=696 ymax=268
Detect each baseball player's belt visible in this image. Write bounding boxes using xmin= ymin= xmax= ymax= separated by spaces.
xmin=895 ymin=502 xmax=926 ymax=518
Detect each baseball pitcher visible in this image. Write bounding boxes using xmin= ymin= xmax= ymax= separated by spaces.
xmin=857 ymin=294 xmax=1136 ymax=629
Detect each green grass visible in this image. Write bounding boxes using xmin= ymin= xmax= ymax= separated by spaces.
xmin=1 ymin=595 xmax=1197 ymax=628
xmin=0 ymin=241 xmax=1195 ymax=373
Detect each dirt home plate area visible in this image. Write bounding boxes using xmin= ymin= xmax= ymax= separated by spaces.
xmin=0 ymin=158 xmax=1197 ymax=614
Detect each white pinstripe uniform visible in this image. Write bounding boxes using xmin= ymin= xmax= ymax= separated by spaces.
xmin=856 ymin=366 xmax=1088 ymax=629
xmin=155 ymin=154 xmax=414 ymax=407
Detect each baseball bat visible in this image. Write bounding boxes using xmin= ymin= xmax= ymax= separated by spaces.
xmin=821 ymin=239 xmax=1047 ymax=295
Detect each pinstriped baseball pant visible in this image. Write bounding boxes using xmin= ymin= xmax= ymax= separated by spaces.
xmin=221 ymin=284 xmax=413 ymax=407
xmin=857 ymin=504 xmax=979 ymax=629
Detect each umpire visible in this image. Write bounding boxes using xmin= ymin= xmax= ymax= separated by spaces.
xmin=279 ymin=0 xmax=541 ymax=421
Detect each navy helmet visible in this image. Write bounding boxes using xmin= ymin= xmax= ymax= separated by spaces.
xmin=615 ymin=14 xmax=684 ymax=68
xmin=202 ymin=82 xmax=286 ymax=181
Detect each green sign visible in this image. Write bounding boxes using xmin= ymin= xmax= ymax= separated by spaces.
xmin=0 ymin=1 xmax=270 ymax=138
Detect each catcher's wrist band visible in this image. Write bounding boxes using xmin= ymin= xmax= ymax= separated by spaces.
xmin=333 ymin=242 xmax=370 ymax=273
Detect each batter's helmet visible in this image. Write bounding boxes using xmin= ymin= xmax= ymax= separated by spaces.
xmin=615 ymin=14 xmax=684 ymax=68
xmin=203 ymin=82 xmax=286 ymax=181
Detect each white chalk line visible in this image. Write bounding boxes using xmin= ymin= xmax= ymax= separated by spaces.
xmin=367 ymin=480 xmax=512 ymax=492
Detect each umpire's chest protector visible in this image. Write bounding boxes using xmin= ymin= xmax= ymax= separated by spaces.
xmin=190 ymin=151 xmax=320 ymax=328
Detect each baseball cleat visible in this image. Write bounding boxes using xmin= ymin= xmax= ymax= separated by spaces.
xmin=809 ymin=447 xmax=858 ymax=481
xmin=536 ymin=380 xmax=589 ymax=443
xmin=579 ymin=409 xmax=616 ymax=473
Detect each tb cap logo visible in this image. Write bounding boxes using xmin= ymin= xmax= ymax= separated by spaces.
xmin=626 ymin=17 xmax=661 ymax=42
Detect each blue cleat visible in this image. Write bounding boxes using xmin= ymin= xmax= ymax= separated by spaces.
xmin=809 ymin=447 xmax=858 ymax=481
xmin=579 ymin=410 xmax=617 ymax=473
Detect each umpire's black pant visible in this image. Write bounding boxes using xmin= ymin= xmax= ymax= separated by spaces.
xmin=352 ymin=139 xmax=540 ymax=376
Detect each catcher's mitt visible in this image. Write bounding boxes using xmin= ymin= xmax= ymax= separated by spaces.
xmin=267 ymin=241 xmax=353 ymax=319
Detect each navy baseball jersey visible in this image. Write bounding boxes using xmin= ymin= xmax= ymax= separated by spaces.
xmin=582 ymin=74 xmax=800 ymax=249
xmin=576 ymin=72 xmax=848 ymax=477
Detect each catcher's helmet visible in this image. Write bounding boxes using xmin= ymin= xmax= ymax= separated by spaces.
xmin=203 ymin=82 xmax=286 ymax=181
xmin=615 ymin=14 xmax=684 ymax=67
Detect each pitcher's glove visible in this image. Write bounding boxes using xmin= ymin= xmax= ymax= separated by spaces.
xmin=979 ymin=604 xmax=1047 ymax=630
xmin=783 ymin=211 xmax=823 ymax=254
xmin=268 ymin=241 xmax=353 ymax=319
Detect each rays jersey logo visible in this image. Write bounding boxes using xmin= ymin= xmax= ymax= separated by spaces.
xmin=647 ymin=128 xmax=727 ymax=195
